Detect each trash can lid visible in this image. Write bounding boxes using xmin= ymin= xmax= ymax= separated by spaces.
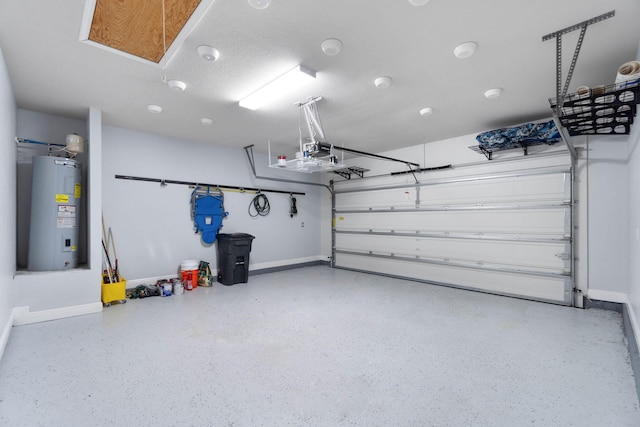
xmin=217 ymin=233 xmax=255 ymax=240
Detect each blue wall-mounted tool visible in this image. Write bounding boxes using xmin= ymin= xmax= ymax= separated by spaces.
xmin=191 ymin=187 xmax=228 ymax=244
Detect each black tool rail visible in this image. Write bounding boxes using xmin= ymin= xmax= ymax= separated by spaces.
xmin=115 ymin=174 xmax=305 ymax=196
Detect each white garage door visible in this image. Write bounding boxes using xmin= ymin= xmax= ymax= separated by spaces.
xmin=332 ymin=158 xmax=574 ymax=305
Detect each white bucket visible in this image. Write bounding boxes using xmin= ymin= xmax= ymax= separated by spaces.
xmin=180 ymin=260 xmax=199 ymax=270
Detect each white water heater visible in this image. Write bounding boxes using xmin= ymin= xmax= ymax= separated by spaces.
xmin=28 ymin=156 xmax=82 ymax=271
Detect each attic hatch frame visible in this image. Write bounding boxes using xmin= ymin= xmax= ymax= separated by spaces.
xmin=78 ymin=0 xmax=215 ymax=69
xmin=264 ymin=97 xmax=421 ymax=180
xmin=542 ymin=10 xmax=615 ymax=159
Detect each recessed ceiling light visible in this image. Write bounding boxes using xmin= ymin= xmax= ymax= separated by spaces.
xmin=201 ymin=117 xmax=214 ymax=125
xmin=197 ymin=45 xmax=220 ymax=62
xmin=453 ymin=41 xmax=478 ymax=59
xmin=147 ymin=104 xmax=162 ymax=114
xmin=321 ymin=38 xmax=343 ymax=56
xmin=408 ymin=0 xmax=430 ymax=5
xmin=167 ymin=79 xmax=186 ymax=91
xmin=248 ymin=0 xmax=271 ymax=9
xmin=374 ymin=76 xmax=392 ymax=89
xmin=419 ymin=107 xmax=434 ymax=116
xmin=484 ymin=88 xmax=503 ymax=99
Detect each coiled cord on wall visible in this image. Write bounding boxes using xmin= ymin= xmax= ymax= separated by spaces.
xmin=249 ymin=193 xmax=270 ymax=217
xmin=290 ymin=194 xmax=297 ymax=218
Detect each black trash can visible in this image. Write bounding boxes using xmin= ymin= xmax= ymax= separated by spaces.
xmin=216 ymin=233 xmax=255 ymax=285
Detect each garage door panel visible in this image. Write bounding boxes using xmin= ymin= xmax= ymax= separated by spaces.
xmin=335 ymin=209 xmax=569 ymax=237
xmin=418 ymin=173 xmax=570 ymax=206
xmin=332 ymin=164 xmax=573 ymax=305
xmin=336 ymin=188 xmax=418 ymax=210
xmin=335 ymin=172 xmax=570 ymax=210
xmin=334 ymin=253 xmax=570 ymax=304
xmin=335 ymin=233 xmax=569 ymax=274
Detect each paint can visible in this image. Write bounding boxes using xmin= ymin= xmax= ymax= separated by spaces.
xmin=277 ymin=155 xmax=287 ymax=166
xmin=158 ymin=279 xmax=172 ymax=297
xmin=180 ymin=260 xmax=199 ymax=290
xmin=171 ymin=278 xmax=184 ymax=295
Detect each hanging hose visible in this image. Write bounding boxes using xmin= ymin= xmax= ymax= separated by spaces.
xmin=290 ymin=194 xmax=297 ymax=218
xmin=249 ymin=193 xmax=270 ymax=217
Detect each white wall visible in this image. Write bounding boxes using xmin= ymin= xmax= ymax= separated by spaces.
xmin=587 ymin=136 xmax=629 ymax=294
xmin=585 ymin=41 xmax=640 ymax=309
xmin=0 ymin=45 xmax=16 ymax=357
xmin=626 ymin=43 xmax=640 ymax=344
xmin=101 ymin=125 xmax=328 ymax=282
xmin=628 ymin=102 xmax=640 ymax=335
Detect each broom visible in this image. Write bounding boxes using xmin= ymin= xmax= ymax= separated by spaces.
xmin=108 ymin=227 xmax=120 ymax=282
xmin=102 ymin=239 xmax=114 ymax=283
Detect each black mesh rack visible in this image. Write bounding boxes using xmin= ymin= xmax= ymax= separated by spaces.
xmin=549 ymin=79 xmax=640 ymax=136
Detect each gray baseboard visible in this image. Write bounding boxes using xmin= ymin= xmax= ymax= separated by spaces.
xmin=249 ymin=260 xmax=330 ymax=276
xmin=623 ymin=303 xmax=640 ymax=404
xmin=585 ymin=299 xmax=640 ymax=404
xmin=583 ymin=298 xmax=622 ymax=313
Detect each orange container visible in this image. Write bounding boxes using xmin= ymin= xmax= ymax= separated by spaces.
xmin=180 ymin=260 xmax=199 ymax=290
xmin=181 ymin=269 xmax=198 ymax=290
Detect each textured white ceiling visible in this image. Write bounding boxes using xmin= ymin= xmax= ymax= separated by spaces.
xmin=1 ymin=0 xmax=639 ymax=158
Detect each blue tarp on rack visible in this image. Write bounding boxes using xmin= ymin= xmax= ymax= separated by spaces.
xmin=476 ymin=120 xmax=561 ymax=150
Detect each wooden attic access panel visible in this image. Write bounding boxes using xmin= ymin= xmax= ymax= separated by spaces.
xmin=88 ymin=0 xmax=201 ymax=63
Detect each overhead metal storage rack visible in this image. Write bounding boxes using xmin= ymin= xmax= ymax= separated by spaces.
xmin=541 ymin=10 xmax=639 ymax=147
xmin=548 ymin=79 xmax=640 ymax=136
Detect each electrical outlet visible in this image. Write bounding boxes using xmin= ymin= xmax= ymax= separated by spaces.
xmin=301 ymin=222 xmax=304 ymax=228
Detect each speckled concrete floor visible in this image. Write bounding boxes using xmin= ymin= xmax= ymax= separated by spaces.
xmin=0 ymin=266 xmax=638 ymax=426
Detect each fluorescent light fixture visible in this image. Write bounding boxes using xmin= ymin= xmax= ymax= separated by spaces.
xmin=239 ymin=65 xmax=316 ymax=110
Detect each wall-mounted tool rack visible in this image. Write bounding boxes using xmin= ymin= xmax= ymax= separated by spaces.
xmin=115 ymin=175 xmax=305 ymax=196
